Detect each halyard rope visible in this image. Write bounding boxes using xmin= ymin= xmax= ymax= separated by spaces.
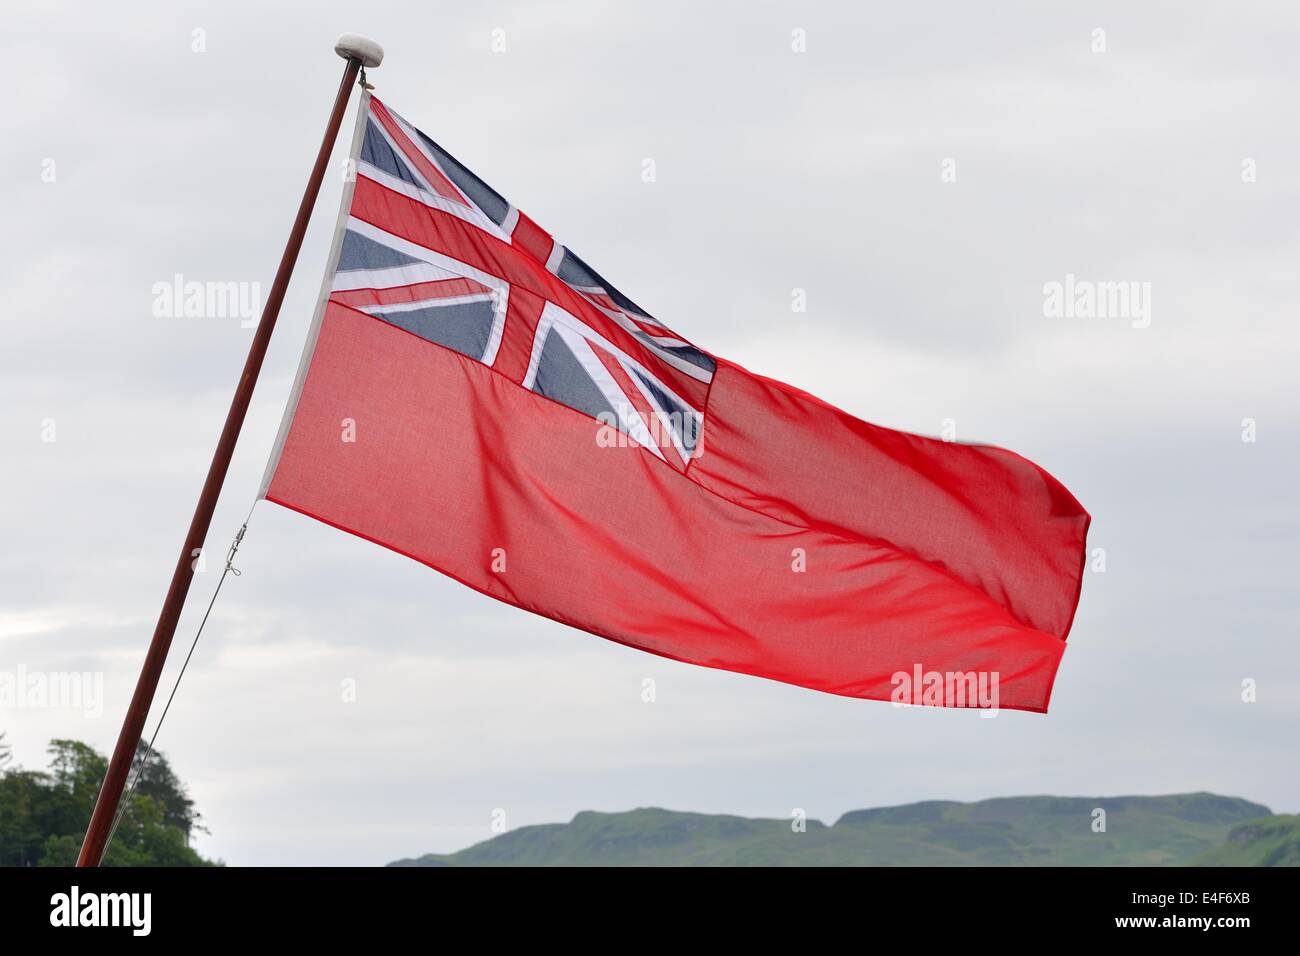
xmin=103 ymin=505 xmax=254 ymax=857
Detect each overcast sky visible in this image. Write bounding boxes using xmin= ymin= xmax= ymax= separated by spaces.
xmin=2 ymin=1 xmax=1297 ymax=865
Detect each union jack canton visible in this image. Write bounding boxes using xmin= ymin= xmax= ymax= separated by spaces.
xmin=327 ymin=95 xmax=713 ymax=467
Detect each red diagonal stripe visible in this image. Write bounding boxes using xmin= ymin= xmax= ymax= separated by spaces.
xmin=589 ymin=342 xmax=684 ymax=469
xmin=370 ymin=98 xmax=468 ymax=207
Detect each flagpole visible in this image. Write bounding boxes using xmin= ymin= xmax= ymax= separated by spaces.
xmin=76 ymin=34 xmax=384 ymax=868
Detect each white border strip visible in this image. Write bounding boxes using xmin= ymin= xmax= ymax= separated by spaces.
xmin=258 ymin=90 xmax=373 ymax=498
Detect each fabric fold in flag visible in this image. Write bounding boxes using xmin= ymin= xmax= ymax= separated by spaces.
xmin=261 ymin=92 xmax=1090 ymax=713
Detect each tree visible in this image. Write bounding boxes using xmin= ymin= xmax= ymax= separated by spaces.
xmin=129 ymin=739 xmax=203 ymax=840
xmin=0 ymin=737 xmax=219 ymax=867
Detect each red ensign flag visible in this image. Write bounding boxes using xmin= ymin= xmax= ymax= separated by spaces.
xmin=261 ymin=94 xmax=1089 ymax=712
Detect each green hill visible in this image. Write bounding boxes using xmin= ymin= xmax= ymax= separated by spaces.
xmin=388 ymin=792 xmax=1276 ymax=867
xmin=1193 ymin=815 xmax=1300 ymax=866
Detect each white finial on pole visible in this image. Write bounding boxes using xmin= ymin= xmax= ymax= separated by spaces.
xmin=335 ymin=33 xmax=384 ymax=68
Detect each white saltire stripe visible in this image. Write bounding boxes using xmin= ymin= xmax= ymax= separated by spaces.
xmin=359 ymin=292 xmax=496 ymax=316
xmin=570 ymin=286 xmax=713 ymax=383
xmin=331 ymin=260 xmax=468 ymax=292
xmin=638 ymin=332 xmax=693 ymax=348
xmin=345 ymin=217 xmax=509 ymax=366
xmin=366 ymin=116 xmax=443 ymax=199
xmin=622 ymin=359 xmax=695 ymax=466
xmin=357 ymin=163 xmax=510 ymax=243
xmin=522 ymin=302 xmax=699 ymax=417
xmin=553 ymin=323 xmax=665 ymax=461
xmin=388 ymin=109 xmax=476 ymax=209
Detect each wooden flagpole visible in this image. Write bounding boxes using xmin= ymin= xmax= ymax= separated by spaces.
xmin=77 ymin=35 xmax=383 ymax=867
